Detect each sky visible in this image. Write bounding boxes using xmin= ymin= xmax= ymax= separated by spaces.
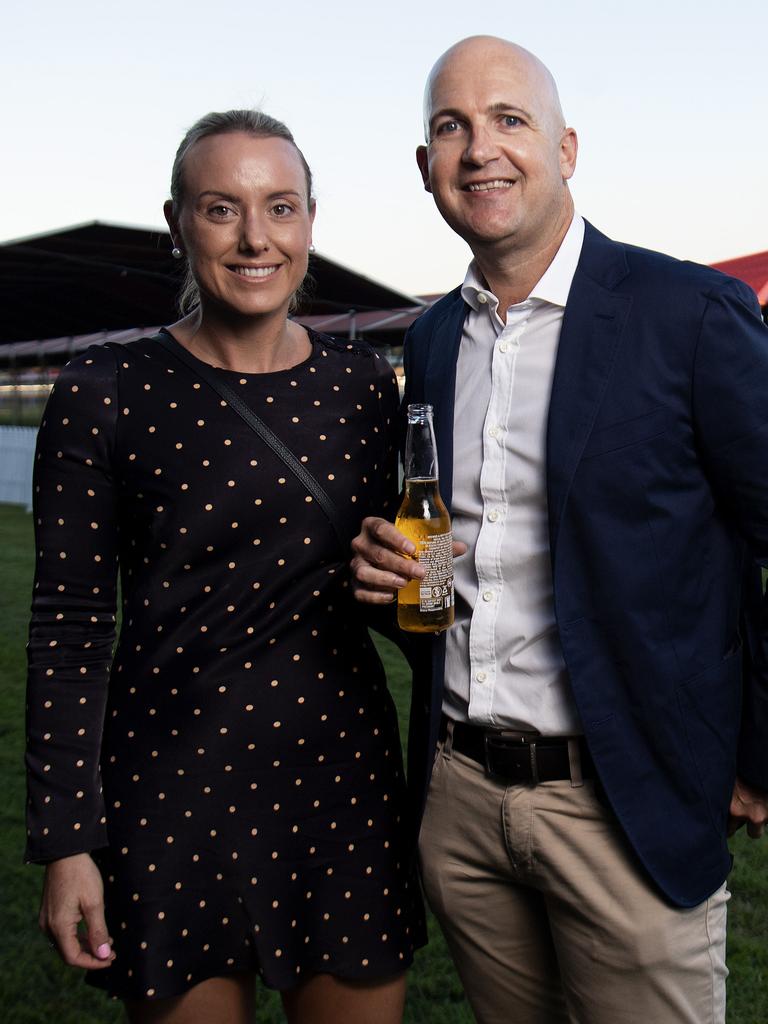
xmin=2 ymin=0 xmax=766 ymax=298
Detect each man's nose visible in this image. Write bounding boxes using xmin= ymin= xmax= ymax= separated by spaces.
xmin=462 ymin=125 xmax=500 ymax=165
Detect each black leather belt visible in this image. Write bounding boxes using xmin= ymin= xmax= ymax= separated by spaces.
xmin=441 ymin=716 xmax=594 ymax=784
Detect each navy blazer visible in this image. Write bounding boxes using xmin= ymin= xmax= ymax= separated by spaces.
xmin=401 ymin=221 xmax=768 ymax=908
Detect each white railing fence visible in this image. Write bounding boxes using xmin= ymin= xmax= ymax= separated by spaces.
xmin=0 ymin=426 xmax=37 ymax=511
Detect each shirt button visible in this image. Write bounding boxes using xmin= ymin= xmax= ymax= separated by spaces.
xmin=482 ymin=591 xmax=494 ymax=603
xmin=476 ymin=671 xmax=487 ymax=683
xmin=477 ymin=293 xmax=488 ymax=304
xmin=487 ymin=509 xmax=500 ymax=522
xmin=499 ymin=342 xmax=509 ymax=353
xmin=488 ymin=425 xmax=500 ymax=438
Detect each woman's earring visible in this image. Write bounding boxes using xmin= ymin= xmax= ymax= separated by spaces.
xmin=308 ymin=243 xmax=316 ymax=254
xmin=171 ymin=246 xmax=184 ymax=260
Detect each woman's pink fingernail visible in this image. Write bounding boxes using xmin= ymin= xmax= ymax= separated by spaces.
xmin=97 ymin=943 xmax=111 ymax=959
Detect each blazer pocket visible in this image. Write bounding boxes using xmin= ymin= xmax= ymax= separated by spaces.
xmin=581 ymin=407 xmax=671 ymax=459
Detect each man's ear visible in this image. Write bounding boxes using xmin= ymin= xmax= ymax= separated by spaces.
xmin=416 ymin=146 xmax=432 ymax=193
xmin=559 ymin=128 xmax=578 ymax=182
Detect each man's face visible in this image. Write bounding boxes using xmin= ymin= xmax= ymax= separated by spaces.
xmin=416 ymin=42 xmax=577 ymax=257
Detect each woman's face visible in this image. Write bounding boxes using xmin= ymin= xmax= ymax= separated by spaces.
xmin=167 ymin=131 xmax=315 ymax=322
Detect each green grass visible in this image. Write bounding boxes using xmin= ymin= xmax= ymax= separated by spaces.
xmin=1 ymin=503 xmax=766 ymax=1022
xmin=0 ymin=405 xmax=46 ymax=427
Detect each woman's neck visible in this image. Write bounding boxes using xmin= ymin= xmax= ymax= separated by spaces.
xmin=168 ymin=306 xmax=312 ymax=374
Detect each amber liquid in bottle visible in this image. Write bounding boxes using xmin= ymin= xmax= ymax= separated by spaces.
xmin=396 ymin=405 xmax=454 ymax=633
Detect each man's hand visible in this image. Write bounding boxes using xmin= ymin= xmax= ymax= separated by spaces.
xmin=40 ymin=853 xmax=115 ymax=969
xmin=351 ymin=517 xmax=425 ymax=604
xmin=350 ymin=516 xmax=467 ymax=605
xmin=727 ymin=777 xmax=768 ymax=839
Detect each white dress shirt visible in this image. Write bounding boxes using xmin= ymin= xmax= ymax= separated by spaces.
xmin=443 ymin=215 xmax=585 ymax=735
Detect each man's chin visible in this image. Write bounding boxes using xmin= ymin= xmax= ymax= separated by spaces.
xmin=461 ymin=225 xmax=522 ymax=255
xmin=439 ymin=208 xmax=521 ymax=251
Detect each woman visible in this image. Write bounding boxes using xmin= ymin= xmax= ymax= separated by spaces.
xmin=26 ymin=109 xmax=424 ymax=1023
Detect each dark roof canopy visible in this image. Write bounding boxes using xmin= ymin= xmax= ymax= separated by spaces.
xmin=0 ymin=221 xmax=421 ymax=344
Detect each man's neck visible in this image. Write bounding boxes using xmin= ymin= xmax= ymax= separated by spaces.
xmin=472 ymin=203 xmax=574 ymax=317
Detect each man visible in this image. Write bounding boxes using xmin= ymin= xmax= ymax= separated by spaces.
xmin=351 ymin=35 xmax=768 ymax=1024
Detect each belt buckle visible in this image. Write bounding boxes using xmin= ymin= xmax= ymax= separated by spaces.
xmin=483 ymin=732 xmax=539 ymax=783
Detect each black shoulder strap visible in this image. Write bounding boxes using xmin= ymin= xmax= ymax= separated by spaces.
xmin=150 ymin=332 xmax=349 ymax=551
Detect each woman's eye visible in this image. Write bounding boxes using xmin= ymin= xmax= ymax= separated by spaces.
xmin=208 ymin=205 xmax=232 ymax=218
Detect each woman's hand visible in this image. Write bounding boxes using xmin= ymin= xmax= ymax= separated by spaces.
xmin=40 ymin=853 xmax=115 ymax=970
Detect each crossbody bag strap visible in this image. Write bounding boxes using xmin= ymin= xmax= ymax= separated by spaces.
xmin=150 ymin=332 xmax=349 ymax=551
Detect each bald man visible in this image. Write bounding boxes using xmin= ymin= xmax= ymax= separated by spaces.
xmin=351 ymin=36 xmax=768 ymax=1024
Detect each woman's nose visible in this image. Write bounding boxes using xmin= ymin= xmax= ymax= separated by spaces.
xmin=239 ymin=211 xmax=269 ymax=252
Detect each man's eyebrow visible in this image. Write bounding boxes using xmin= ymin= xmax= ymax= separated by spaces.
xmin=428 ymin=107 xmax=465 ymax=133
xmin=486 ymin=102 xmax=533 ymax=120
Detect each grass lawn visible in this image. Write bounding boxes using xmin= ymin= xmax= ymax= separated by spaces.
xmin=1 ymin=502 xmax=766 ymax=1022
xmin=0 ymin=401 xmax=47 ymax=427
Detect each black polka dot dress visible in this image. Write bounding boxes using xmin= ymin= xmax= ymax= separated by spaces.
xmin=25 ymin=329 xmax=425 ymax=1001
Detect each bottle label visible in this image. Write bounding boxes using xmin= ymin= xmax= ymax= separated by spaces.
xmin=417 ymin=532 xmax=454 ymax=612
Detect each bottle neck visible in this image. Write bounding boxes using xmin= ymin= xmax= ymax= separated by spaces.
xmin=404 ymin=420 xmax=439 ymax=481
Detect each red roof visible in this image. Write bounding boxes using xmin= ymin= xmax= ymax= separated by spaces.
xmin=710 ymin=250 xmax=768 ymax=305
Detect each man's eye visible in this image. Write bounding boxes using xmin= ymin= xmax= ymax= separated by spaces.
xmin=272 ymin=203 xmax=294 ymax=216
xmin=436 ymin=120 xmax=460 ymax=135
xmin=209 ymin=205 xmax=232 ymax=217
xmin=503 ymin=115 xmax=522 ymax=127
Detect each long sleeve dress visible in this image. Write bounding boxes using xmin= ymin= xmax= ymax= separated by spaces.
xmin=25 ymin=329 xmax=425 ymax=1001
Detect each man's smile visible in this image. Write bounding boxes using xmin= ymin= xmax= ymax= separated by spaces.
xmin=464 ymin=179 xmax=515 ymax=192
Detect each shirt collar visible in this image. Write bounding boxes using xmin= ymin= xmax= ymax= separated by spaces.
xmin=460 ymin=213 xmax=585 ymax=313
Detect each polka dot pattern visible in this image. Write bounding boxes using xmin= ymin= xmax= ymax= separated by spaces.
xmin=26 ymin=330 xmax=424 ymax=999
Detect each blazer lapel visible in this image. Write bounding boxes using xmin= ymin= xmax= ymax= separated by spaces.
xmin=546 ymin=228 xmax=632 ymax=561
xmin=422 ymin=294 xmax=467 ymax=508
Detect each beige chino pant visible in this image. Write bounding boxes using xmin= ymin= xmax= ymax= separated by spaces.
xmin=419 ymin=737 xmax=728 ymax=1024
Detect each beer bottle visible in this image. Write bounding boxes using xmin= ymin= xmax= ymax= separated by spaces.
xmin=395 ymin=403 xmax=454 ymax=633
